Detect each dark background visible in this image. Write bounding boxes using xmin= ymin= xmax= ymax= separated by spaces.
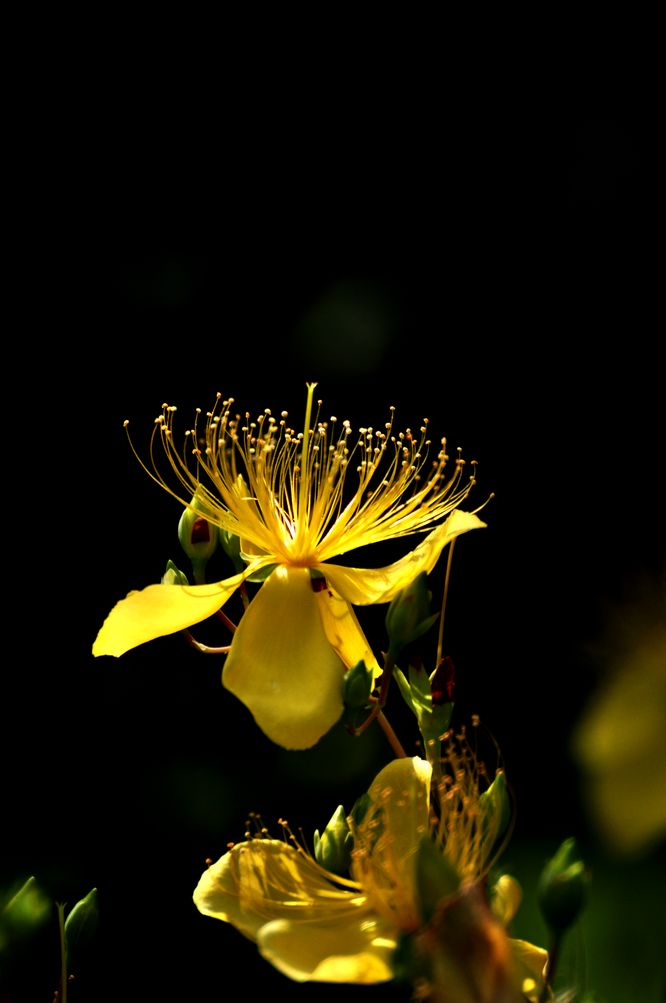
xmin=3 ymin=74 xmax=663 ymax=1002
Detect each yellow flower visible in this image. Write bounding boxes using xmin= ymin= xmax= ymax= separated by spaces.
xmin=93 ymin=385 xmax=485 ymax=748
xmin=193 ymin=751 xmax=547 ymax=999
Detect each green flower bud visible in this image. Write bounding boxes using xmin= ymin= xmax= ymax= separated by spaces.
xmin=343 ymin=660 xmax=373 ymax=710
xmin=385 ymin=572 xmax=439 ymax=657
xmin=537 ymin=837 xmax=589 ymax=933
xmin=161 ymin=559 xmax=190 ymax=586
xmin=313 ymin=805 xmax=353 ymax=876
xmin=178 ymin=499 xmax=218 ymax=567
xmin=218 ymin=526 xmax=244 ymax=573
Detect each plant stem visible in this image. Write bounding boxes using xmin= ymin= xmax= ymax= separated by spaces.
xmin=214 ymin=608 xmax=238 ymax=632
xmin=56 ymin=902 xmax=67 ymax=1003
xmin=377 ymin=711 xmax=407 ymax=758
xmin=183 ymin=631 xmax=231 ymax=654
xmin=435 ymin=539 xmax=456 ymax=670
xmin=349 ymin=652 xmax=395 ymax=735
xmin=538 ymin=931 xmax=562 ymax=1003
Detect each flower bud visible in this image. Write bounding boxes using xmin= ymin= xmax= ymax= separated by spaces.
xmin=343 ymin=660 xmax=373 ymax=710
xmin=537 ymin=837 xmax=589 ymax=933
xmin=161 ymin=559 xmax=189 ymax=586
xmin=313 ymin=805 xmax=353 ymax=876
xmin=178 ymin=500 xmax=218 ymax=565
xmin=385 ymin=572 xmax=439 ymax=657
xmin=218 ymin=527 xmax=245 ymax=573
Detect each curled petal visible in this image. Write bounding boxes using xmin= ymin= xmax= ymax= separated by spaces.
xmin=509 ymin=939 xmax=549 ymax=1003
xmin=258 ymin=915 xmax=396 ymax=984
xmin=491 ymin=874 xmax=523 ymax=927
xmin=315 ymin=589 xmax=382 ymax=681
xmin=322 ymin=509 xmax=485 ymax=606
xmin=352 ymin=757 xmax=432 ymax=930
xmin=193 ymin=839 xmax=367 ymax=942
xmin=222 ymin=566 xmax=346 ymax=749
xmin=92 ymin=564 xmax=269 ymax=657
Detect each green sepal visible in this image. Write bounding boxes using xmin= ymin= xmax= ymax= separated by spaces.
xmin=385 ymin=572 xmax=439 ymax=658
xmin=415 ymin=836 xmax=460 ymax=923
xmin=219 ymin=527 xmax=245 ymax=573
xmin=394 ymin=664 xmax=454 ymax=757
xmin=349 ymin=792 xmax=371 ymax=829
xmin=161 ymin=559 xmax=189 ymax=586
xmin=313 ymin=806 xmax=353 ymax=876
xmin=244 ymin=563 xmax=276 ymax=583
xmin=537 ymin=838 xmax=589 ymax=933
xmin=393 ymin=666 xmax=416 ymax=714
xmin=343 ymin=660 xmax=373 ymax=710
xmin=64 ymin=888 xmax=99 ymax=971
xmin=478 ymin=770 xmax=511 ymax=843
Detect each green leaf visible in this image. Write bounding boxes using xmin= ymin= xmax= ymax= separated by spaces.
xmin=415 ymin=836 xmax=460 ymax=922
xmin=393 ymin=666 xmax=416 ymax=713
xmin=0 ymin=877 xmax=51 ymax=952
xmin=64 ymin=888 xmax=99 ymax=970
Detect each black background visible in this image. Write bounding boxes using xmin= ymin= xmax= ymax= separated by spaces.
xmin=3 ymin=64 xmax=663 ymax=1002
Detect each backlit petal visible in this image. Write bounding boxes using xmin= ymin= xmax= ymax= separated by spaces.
xmin=491 ymin=874 xmax=523 ymax=927
xmin=222 ymin=566 xmax=346 ymax=749
xmin=315 ymin=589 xmax=382 ymax=681
xmin=258 ymin=915 xmax=396 ymax=984
xmin=352 ymin=757 xmax=432 ymax=929
xmin=509 ymin=939 xmax=548 ymax=1003
xmin=92 ymin=562 xmax=269 ymax=657
xmin=322 ymin=509 xmax=485 ymax=606
xmin=193 ymin=839 xmax=367 ymax=943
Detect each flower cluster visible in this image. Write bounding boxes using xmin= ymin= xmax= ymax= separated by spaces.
xmin=93 ymin=383 xmax=557 ymax=999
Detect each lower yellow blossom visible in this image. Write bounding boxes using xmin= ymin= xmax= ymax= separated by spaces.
xmin=193 ymin=754 xmax=547 ymax=999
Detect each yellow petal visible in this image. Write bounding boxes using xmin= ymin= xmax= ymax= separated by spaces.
xmin=92 ymin=571 xmax=255 ymax=658
xmin=573 ymin=625 xmax=666 ymax=853
xmin=258 ymin=915 xmax=396 ymax=984
xmin=509 ymin=939 xmax=548 ymax=1003
xmin=193 ymin=839 xmax=367 ymax=943
xmin=352 ymin=757 xmax=432 ymax=929
xmin=491 ymin=874 xmax=523 ymax=927
xmin=222 ymin=565 xmax=346 ymax=749
xmin=314 ymin=588 xmax=382 ymax=681
xmin=322 ymin=509 xmax=486 ymax=606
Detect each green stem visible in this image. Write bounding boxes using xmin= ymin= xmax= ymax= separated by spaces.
xmin=538 ymin=931 xmax=562 ymax=1003
xmin=56 ymin=902 xmax=67 ymax=1003
xmin=349 ymin=651 xmax=395 ymax=735
xmin=434 ymin=539 xmax=456 ymax=671
xmin=183 ymin=631 xmax=231 ymax=654
xmin=377 ymin=711 xmax=407 ymax=758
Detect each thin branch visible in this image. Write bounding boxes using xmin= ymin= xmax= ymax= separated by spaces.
xmin=377 ymin=711 xmax=407 ymax=758
xmin=183 ymin=631 xmax=231 ymax=654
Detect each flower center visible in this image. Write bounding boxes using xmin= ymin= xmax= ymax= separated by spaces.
xmin=125 ymin=384 xmax=477 ymax=566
